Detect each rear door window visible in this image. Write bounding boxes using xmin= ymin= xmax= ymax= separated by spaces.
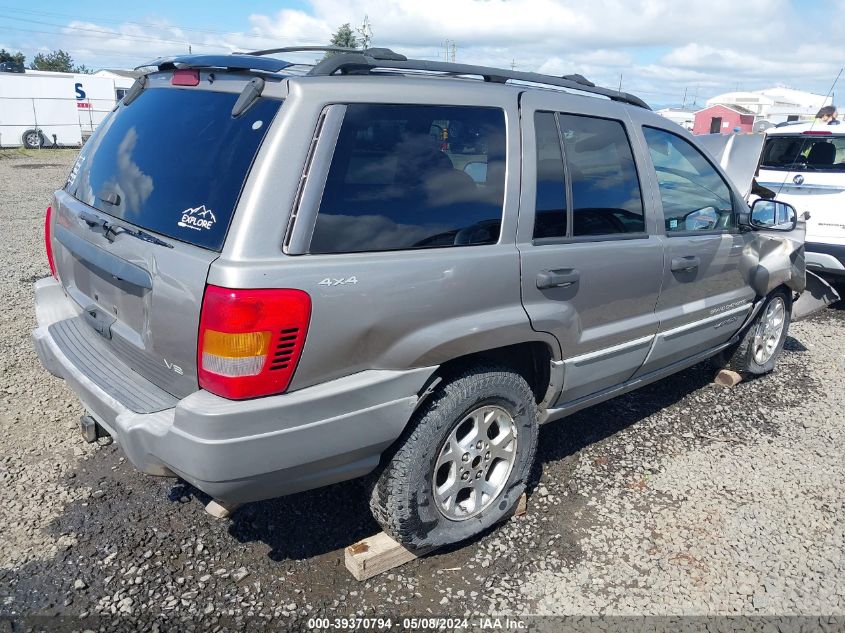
xmin=309 ymin=104 xmax=506 ymax=254
xmin=557 ymin=114 xmax=645 ymax=236
xmin=65 ymin=87 xmax=281 ymax=251
xmin=533 ymin=111 xmax=568 ymax=239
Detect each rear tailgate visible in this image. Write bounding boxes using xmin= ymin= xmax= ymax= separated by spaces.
xmin=52 ymin=79 xmax=282 ymax=398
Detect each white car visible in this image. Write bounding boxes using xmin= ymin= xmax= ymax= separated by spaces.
xmin=757 ymin=122 xmax=845 ymax=280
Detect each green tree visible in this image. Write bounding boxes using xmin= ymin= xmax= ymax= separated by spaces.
xmin=324 ymin=23 xmax=359 ymax=58
xmin=0 ymin=49 xmax=26 ymax=66
xmin=73 ymin=63 xmax=93 ymax=74
xmin=30 ymin=50 xmax=74 ymax=72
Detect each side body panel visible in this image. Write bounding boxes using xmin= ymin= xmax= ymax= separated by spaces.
xmin=212 ymin=77 xmax=557 ymax=391
xmin=625 ymin=108 xmax=757 ymax=376
xmin=516 ymin=91 xmax=664 ymax=404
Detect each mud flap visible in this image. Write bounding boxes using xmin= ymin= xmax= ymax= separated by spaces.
xmin=792 ymin=271 xmax=841 ymax=321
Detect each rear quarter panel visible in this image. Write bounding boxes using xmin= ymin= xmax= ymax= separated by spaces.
xmin=210 ymin=77 xmax=557 ymax=391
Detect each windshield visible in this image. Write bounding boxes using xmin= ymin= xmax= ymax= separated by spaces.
xmin=760 ymin=134 xmax=845 ymax=172
xmin=64 ymin=86 xmax=281 ymax=250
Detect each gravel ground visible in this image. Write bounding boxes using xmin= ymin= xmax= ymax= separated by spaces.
xmin=0 ymin=149 xmax=843 ymax=629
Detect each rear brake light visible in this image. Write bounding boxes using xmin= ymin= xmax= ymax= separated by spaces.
xmin=803 ymin=131 xmax=832 ymax=136
xmin=172 ymin=69 xmax=200 ymax=86
xmin=198 ymin=285 xmax=311 ymax=400
xmin=44 ymin=205 xmax=57 ymax=278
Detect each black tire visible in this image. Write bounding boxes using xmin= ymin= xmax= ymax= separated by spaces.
xmin=22 ymin=129 xmax=44 ymax=149
xmin=718 ymin=290 xmax=791 ymax=376
xmin=368 ymin=366 xmax=539 ymax=551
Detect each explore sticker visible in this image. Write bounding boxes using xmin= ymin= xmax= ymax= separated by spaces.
xmin=178 ymin=205 xmax=216 ymax=232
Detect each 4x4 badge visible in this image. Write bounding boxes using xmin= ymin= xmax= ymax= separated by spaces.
xmin=318 ymin=276 xmax=358 ymax=286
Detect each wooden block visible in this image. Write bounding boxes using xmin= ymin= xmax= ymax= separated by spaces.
xmin=513 ymin=492 xmax=527 ymax=517
xmin=204 ymin=499 xmax=241 ymax=519
xmin=344 ymin=492 xmax=529 ymax=581
xmin=714 ymin=369 xmax=742 ymax=387
xmin=345 ymin=532 xmax=419 ymax=581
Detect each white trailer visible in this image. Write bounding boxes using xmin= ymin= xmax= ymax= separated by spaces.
xmin=0 ymin=69 xmax=137 ymax=148
xmin=0 ymin=72 xmax=82 ymax=148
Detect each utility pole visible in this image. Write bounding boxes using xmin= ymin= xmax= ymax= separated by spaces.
xmin=618 ymin=74 xmax=622 ymax=92
xmin=682 ymin=87 xmax=688 ymax=109
xmin=511 ymin=58 xmax=516 ymax=71
xmin=188 ymin=43 xmax=192 ymax=54
xmin=356 ymin=15 xmax=373 ymax=49
xmin=442 ymin=39 xmax=457 ymax=62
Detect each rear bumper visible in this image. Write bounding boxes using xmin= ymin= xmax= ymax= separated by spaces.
xmin=806 ymin=241 xmax=845 ymax=277
xmin=32 ymin=277 xmax=435 ymax=503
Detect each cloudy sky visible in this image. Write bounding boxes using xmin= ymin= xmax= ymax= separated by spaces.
xmin=1 ymin=0 xmax=842 ymax=107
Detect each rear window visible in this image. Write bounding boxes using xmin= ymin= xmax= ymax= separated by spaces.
xmin=309 ymin=104 xmax=506 ymax=254
xmin=64 ymin=86 xmax=281 ymax=251
xmin=761 ymin=134 xmax=845 ymax=172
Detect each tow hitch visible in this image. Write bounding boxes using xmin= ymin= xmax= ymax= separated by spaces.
xmin=79 ymin=414 xmax=110 ymax=444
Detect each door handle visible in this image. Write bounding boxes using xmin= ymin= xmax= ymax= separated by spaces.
xmin=537 ymin=268 xmax=580 ymax=289
xmin=671 ymin=256 xmax=700 ymax=272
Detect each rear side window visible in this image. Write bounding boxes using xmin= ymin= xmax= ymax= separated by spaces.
xmin=761 ymin=134 xmax=845 ymax=172
xmin=643 ymin=126 xmax=734 ymax=233
xmin=309 ymin=104 xmax=506 ymax=254
xmin=558 ymin=114 xmax=645 ymax=236
xmin=65 ymin=87 xmax=281 ymax=251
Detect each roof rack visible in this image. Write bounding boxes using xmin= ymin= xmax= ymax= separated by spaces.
xmin=298 ymin=48 xmax=650 ymax=109
xmin=141 ymin=47 xmax=650 ymax=110
xmin=240 ymin=45 xmax=407 ymax=61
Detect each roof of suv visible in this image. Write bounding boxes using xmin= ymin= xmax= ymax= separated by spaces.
xmin=767 ymin=121 xmax=844 ymax=135
xmin=137 ymin=46 xmax=651 ymax=110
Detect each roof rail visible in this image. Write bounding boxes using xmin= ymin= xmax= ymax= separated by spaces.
xmin=241 ymin=46 xmax=407 ymax=62
xmin=306 ymin=51 xmax=650 ymax=109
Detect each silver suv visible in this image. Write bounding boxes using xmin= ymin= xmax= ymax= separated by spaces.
xmin=33 ymin=47 xmax=807 ymax=550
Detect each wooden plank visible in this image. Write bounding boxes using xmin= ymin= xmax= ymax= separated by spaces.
xmin=204 ymin=499 xmax=241 ymax=519
xmin=344 ymin=492 xmax=528 ymax=581
xmin=345 ymin=532 xmax=418 ymax=581
xmin=714 ymin=369 xmax=742 ymax=387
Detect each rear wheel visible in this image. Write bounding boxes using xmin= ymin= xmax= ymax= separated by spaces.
xmin=22 ymin=129 xmax=43 ymax=149
xmin=719 ymin=290 xmax=791 ymax=376
xmin=368 ymin=366 xmax=538 ymax=551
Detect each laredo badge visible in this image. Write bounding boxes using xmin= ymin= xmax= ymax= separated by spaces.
xmin=178 ymin=205 xmax=216 ymax=231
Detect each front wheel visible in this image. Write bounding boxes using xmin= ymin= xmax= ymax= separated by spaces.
xmin=368 ymin=366 xmax=539 ymax=551
xmin=720 ymin=290 xmax=791 ymax=376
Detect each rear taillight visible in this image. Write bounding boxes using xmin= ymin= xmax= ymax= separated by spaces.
xmin=44 ymin=205 xmax=57 ymax=278
xmin=198 ymin=285 xmax=311 ymax=400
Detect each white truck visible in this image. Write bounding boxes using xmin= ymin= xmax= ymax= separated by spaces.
xmin=0 ymin=69 xmax=135 ymax=148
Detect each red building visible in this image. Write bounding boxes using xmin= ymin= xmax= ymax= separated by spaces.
xmin=692 ymin=104 xmax=755 ymax=135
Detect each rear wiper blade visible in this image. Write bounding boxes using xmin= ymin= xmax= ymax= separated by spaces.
xmin=105 ymin=224 xmax=173 ymax=249
xmin=78 ymin=210 xmax=173 ymax=248
xmin=79 ymin=209 xmax=107 ymax=229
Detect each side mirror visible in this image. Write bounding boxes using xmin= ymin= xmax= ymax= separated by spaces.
xmin=749 ymin=198 xmax=798 ymax=232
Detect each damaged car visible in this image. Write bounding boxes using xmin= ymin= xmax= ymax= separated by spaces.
xmin=33 ymin=47 xmax=815 ymax=550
